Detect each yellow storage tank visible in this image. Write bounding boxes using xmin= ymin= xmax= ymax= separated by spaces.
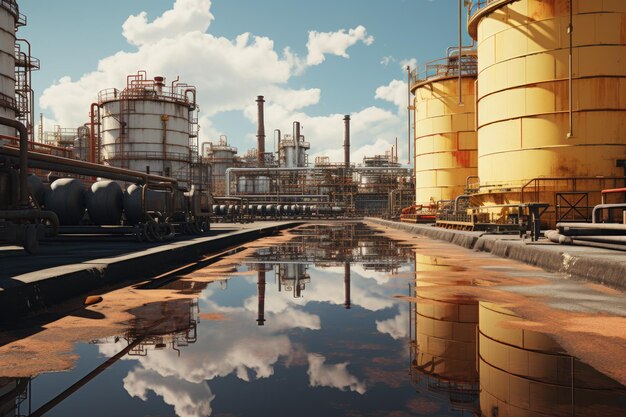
xmin=468 ymin=0 xmax=626 ymax=216
xmin=411 ymin=51 xmax=478 ymax=206
xmin=478 ymin=302 xmax=625 ymax=416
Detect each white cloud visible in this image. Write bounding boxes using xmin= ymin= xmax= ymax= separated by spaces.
xmin=375 ymin=79 xmax=408 ymax=112
xmin=380 ymin=56 xmax=395 ymax=66
xmin=400 ymin=58 xmax=418 ymax=71
xmin=306 ymin=25 xmax=374 ymax=66
xmin=38 ymin=0 xmax=398 ymax=164
xmin=307 ymin=354 xmax=366 ymax=394
xmin=124 ymin=369 xmax=214 ymax=417
xmin=122 ymin=0 xmax=214 ymax=46
xmin=376 ymin=309 xmax=409 ymax=340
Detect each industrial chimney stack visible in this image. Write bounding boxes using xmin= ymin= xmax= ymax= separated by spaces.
xmin=343 ymin=115 xmax=350 ymax=169
xmin=256 ymin=96 xmax=266 ymax=166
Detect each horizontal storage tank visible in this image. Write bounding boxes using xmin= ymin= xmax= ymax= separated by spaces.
xmin=469 ymin=0 xmax=626 ymax=208
xmin=411 ymin=52 xmax=478 ymax=205
xmin=0 ymin=1 xmax=18 ymax=142
xmin=99 ymin=72 xmax=197 ymax=187
xmin=478 ymin=302 xmax=625 ymax=416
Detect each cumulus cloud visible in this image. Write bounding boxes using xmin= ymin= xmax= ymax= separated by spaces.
xmin=124 ymin=369 xmax=214 ymax=417
xmin=376 ymin=309 xmax=409 ymax=340
xmin=400 ymin=58 xmax=418 ymax=71
xmin=375 ymin=79 xmax=408 ymax=112
xmin=307 ymin=354 xmax=366 ymax=394
xmin=122 ymin=0 xmax=214 ymax=46
xmin=380 ymin=56 xmax=395 ymax=66
xmin=38 ymin=0 xmax=401 ymax=164
xmin=306 ymin=25 xmax=374 ymax=66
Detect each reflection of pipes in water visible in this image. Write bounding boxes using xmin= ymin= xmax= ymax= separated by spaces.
xmin=257 ymin=270 xmax=266 ymax=326
xmin=344 ymin=262 xmax=351 ymax=309
xmin=29 ymin=335 xmax=148 ymax=417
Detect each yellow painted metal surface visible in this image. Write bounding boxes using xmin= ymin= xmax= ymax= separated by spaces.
xmin=413 ymin=76 xmax=478 ymax=205
xmin=478 ymin=302 xmax=624 ymax=416
xmin=472 ymin=0 xmax=626 ymax=201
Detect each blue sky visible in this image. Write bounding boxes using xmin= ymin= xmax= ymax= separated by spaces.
xmin=19 ymin=0 xmax=471 ymax=164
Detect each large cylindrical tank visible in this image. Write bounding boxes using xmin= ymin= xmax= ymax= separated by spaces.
xmin=87 ymin=180 xmax=123 ymax=225
xmin=45 ymin=178 xmax=86 ymax=225
xmin=99 ymin=75 xmax=195 ymax=187
xmin=469 ymin=0 xmax=626 ymax=201
xmin=412 ymin=53 xmax=478 ymax=205
xmin=478 ymin=302 xmax=625 ymax=417
xmin=0 ymin=1 xmax=17 ymax=141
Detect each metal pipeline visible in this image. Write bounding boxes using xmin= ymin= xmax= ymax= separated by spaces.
xmin=89 ymin=103 xmax=101 ymax=163
xmin=0 ymin=146 xmax=183 ymax=189
xmin=224 ymin=166 xmax=413 ymax=196
xmin=458 ymin=0 xmax=463 ymax=105
xmin=567 ymin=0 xmax=574 ymax=138
xmin=406 ymin=65 xmax=412 ymax=165
xmin=0 ymin=117 xmax=29 ymax=207
xmin=0 ymin=209 xmax=59 ymax=236
xmin=454 ymin=194 xmax=471 ymax=212
xmin=0 ymin=163 xmax=18 ymax=208
xmin=592 ymin=203 xmax=626 ymax=223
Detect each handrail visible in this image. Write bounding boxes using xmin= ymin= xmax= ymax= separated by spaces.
xmin=410 ymin=54 xmax=477 ymax=87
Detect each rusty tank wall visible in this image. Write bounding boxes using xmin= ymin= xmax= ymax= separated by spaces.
xmin=470 ymin=0 xmax=626 ymax=204
xmin=412 ymin=72 xmax=478 ymax=206
xmin=478 ymin=302 xmax=625 ymax=416
xmin=0 ymin=1 xmax=17 ymax=141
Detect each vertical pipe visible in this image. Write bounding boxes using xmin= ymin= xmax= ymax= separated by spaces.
xmin=458 ymin=0 xmax=463 ymax=105
xmin=256 ymin=96 xmax=266 ymax=166
xmin=257 ymin=270 xmax=266 ymax=326
xmin=406 ymin=65 xmax=411 ymax=165
xmin=0 ymin=117 xmax=29 ymax=207
xmin=344 ymin=262 xmax=351 ymax=309
xmin=343 ymin=115 xmax=350 ymax=169
xmin=293 ymin=121 xmax=301 ymax=167
xmin=567 ymin=0 xmax=574 ymax=138
xmin=395 ymin=137 xmax=398 ymax=163
xmin=89 ymin=103 xmax=100 ymax=163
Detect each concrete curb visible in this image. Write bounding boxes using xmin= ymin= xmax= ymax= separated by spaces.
xmin=0 ymin=222 xmax=300 ymax=319
xmin=367 ymin=218 xmax=626 ymax=290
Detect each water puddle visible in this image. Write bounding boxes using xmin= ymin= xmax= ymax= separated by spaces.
xmin=0 ymin=223 xmax=624 ymax=416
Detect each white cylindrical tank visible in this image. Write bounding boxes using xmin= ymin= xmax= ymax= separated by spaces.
xmin=99 ymin=73 xmax=196 ymax=187
xmin=0 ymin=1 xmax=18 ymax=141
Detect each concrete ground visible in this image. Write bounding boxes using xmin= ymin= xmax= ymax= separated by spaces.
xmin=367 ymin=218 xmax=626 ymax=290
xmin=0 ymin=221 xmax=300 ymax=318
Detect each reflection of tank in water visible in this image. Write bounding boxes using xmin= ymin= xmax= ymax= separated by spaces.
xmin=411 ymin=254 xmax=479 ymax=413
xmin=478 ymin=302 xmax=626 ymax=417
xmin=277 ymin=263 xmax=310 ymax=298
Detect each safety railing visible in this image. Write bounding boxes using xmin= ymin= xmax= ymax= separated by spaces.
xmin=101 ymin=150 xmax=192 ymax=163
xmin=98 ymin=87 xmax=193 ymax=107
xmin=410 ymin=54 xmax=477 ymax=86
xmin=467 ymin=0 xmax=513 ymax=20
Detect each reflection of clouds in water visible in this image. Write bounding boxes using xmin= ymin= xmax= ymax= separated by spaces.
xmin=307 ymin=354 xmax=367 ymax=394
xmin=124 ymin=368 xmax=214 ymax=417
xmin=376 ymin=309 xmax=409 ymax=340
xmin=302 ymin=267 xmax=396 ymax=311
xmin=100 ymin=261 xmax=402 ymax=416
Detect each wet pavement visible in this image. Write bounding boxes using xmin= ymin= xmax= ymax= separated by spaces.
xmin=0 ymin=222 xmax=624 ymax=416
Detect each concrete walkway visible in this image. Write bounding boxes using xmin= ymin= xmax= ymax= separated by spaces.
xmin=0 ymin=221 xmax=300 ymax=318
xmin=367 ymin=218 xmax=626 ymax=290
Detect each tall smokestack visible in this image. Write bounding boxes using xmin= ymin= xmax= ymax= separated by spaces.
xmin=256 ymin=96 xmax=266 ymax=166
xmin=344 ymin=262 xmax=351 ymax=309
xmin=343 ymin=115 xmax=350 ymax=169
xmin=256 ymin=270 xmax=266 ymax=326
